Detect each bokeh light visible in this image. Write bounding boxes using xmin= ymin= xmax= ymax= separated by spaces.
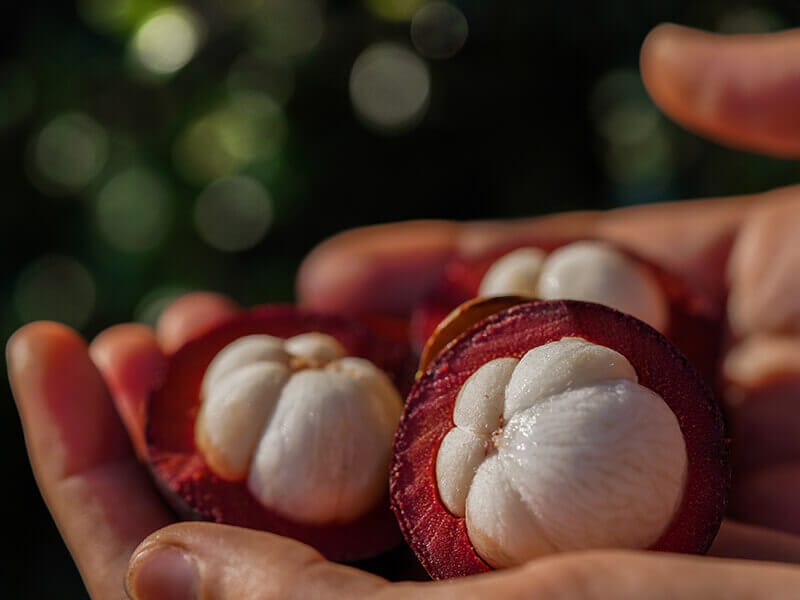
xmin=411 ymin=1 xmax=468 ymax=60
xmin=78 ymin=0 xmax=149 ymax=34
xmin=227 ymin=52 xmax=295 ymax=106
xmin=212 ymin=0 xmax=266 ymax=21
xmin=590 ymin=68 xmax=673 ymax=189
xmin=13 ymin=255 xmax=96 ymax=329
xmin=249 ymin=0 xmax=324 ymax=59
xmin=134 ymin=284 xmax=190 ymax=327
xmin=350 ymin=43 xmax=431 ymax=133
xmin=194 ymin=175 xmax=273 ymax=252
xmin=0 ymin=61 xmax=35 ymax=130
xmin=28 ymin=112 xmax=108 ymax=196
xmin=365 ymin=0 xmax=427 ymax=22
xmin=94 ymin=166 xmax=172 ymax=253
xmin=717 ymin=7 xmax=783 ymax=33
xmin=592 ymin=70 xmax=659 ymax=147
xmin=604 ymin=127 xmax=672 ymax=187
xmin=174 ymin=92 xmax=287 ymax=185
xmin=130 ymin=6 xmax=205 ymax=76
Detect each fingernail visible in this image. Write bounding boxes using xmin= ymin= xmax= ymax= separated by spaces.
xmin=127 ymin=545 xmax=198 ymax=600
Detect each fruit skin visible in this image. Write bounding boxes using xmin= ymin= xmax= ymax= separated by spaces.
xmin=392 ymin=300 xmax=730 ymax=580
xmin=410 ymin=241 xmax=722 ymax=384
xmin=417 ymin=295 xmax=530 ymax=378
xmin=145 ymin=304 xmax=412 ymax=562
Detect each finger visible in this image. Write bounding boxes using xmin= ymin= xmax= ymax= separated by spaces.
xmin=90 ymin=324 xmax=166 ymax=459
xmin=590 ymin=193 xmax=753 ymax=308
xmin=298 ymin=193 xmax=759 ymax=315
xmin=711 ymin=520 xmax=800 ymax=563
xmin=7 ymin=322 xmax=172 ymax=599
xmin=126 ymin=524 xmax=800 ymax=600
xmin=384 ymin=551 xmax=800 ymax=600
xmin=724 ymin=335 xmax=800 ymax=390
xmin=126 ymin=522 xmax=387 ymax=600
xmin=156 ymin=291 xmax=240 ymax=353
xmin=641 ymin=24 xmax=800 ymax=158
xmin=129 ymin=526 xmax=800 ymax=600
xmin=718 ymin=195 xmax=800 ymax=521
xmin=297 ymin=220 xmax=460 ymax=316
xmin=730 ymin=464 xmax=800 ymax=536
xmin=727 ymin=194 xmax=800 ymax=338
xmin=90 ymin=292 xmax=241 ymax=456
xmin=722 ymin=336 xmax=800 ymax=473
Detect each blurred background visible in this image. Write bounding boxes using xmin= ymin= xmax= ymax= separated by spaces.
xmin=2 ymin=0 xmax=799 ymax=596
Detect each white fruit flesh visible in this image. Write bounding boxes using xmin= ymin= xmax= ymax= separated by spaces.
xmin=435 ymin=337 xmax=687 ymax=568
xmin=477 ymin=241 xmax=669 ymax=331
xmin=478 ymin=248 xmax=546 ymax=297
xmin=195 ymin=333 xmax=404 ymax=525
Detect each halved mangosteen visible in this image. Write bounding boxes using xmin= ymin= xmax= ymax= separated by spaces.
xmin=146 ymin=305 xmax=412 ymax=562
xmin=410 ymin=240 xmax=722 ymax=382
xmin=392 ymin=299 xmax=730 ymax=580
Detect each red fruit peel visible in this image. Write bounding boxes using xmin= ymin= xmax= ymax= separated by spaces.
xmin=411 ymin=241 xmax=721 ymax=383
xmin=146 ymin=305 xmax=412 ymax=562
xmin=392 ymin=300 xmax=730 ymax=579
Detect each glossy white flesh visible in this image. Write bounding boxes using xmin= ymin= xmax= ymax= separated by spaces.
xmin=435 ymin=338 xmax=687 ymax=568
xmin=478 ymin=247 xmax=546 ymax=297
xmin=195 ymin=332 xmax=404 ymax=525
xmin=477 ymin=241 xmax=669 ymax=331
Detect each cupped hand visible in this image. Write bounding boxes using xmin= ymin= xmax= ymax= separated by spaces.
xmin=9 ymin=22 xmax=800 ymax=600
xmin=7 ymin=293 xmax=239 ymax=599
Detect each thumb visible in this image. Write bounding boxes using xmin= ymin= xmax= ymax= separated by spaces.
xmin=126 ymin=523 xmax=800 ymax=600
xmin=125 ymin=522 xmax=387 ymax=600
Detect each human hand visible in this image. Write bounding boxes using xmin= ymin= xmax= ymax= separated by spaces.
xmin=10 ymin=193 xmax=800 ymax=598
xmin=9 ymin=22 xmax=800 ymax=600
xmin=8 ymin=286 xmax=800 ymax=600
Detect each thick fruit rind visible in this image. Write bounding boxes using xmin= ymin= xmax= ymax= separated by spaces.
xmin=391 ymin=300 xmax=730 ymax=580
xmin=417 ymin=295 xmax=530 ymax=379
xmin=146 ymin=304 xmax=410 ymax=562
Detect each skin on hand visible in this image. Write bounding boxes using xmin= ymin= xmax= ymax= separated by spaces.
xmin=122 ymin=522 xmax=800 ymax=600
xmin=7 ymin=23 xmax=800 ymax=600
xmin=11 ymin=191 xmax=800 ymax=599
xmin=641 ymin=24 xmax=800 ymax=158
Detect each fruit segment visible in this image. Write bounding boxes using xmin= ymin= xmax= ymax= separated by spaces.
xmin=392 ymin=300 xmax=729 ymax=580
xmin=195 ymin=333 xmax=403 ymax=525
xmin=478 ymin=247 xmax=546 ymax=298
xmin=479 ymin=241 xmax=668 ymax=330
xmin=411 ymin=240 xmax=721 ymax=384
xmin=436 ymin=339 xmax=687 ymax=568
xmin=147 ymin=305 xmax=412 ymax=561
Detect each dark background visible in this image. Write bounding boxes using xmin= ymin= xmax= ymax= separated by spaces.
xmin=3 ymin=1 xmax=799 ymax=596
